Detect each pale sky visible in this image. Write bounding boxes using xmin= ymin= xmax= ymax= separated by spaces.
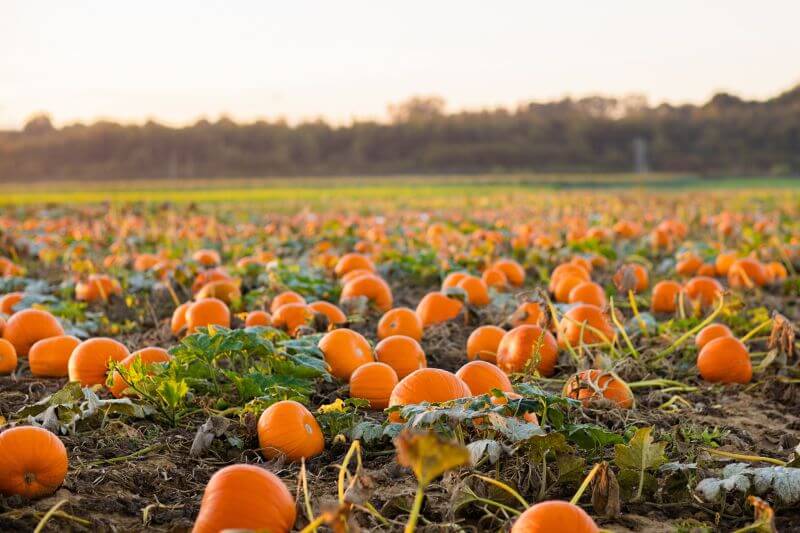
xmin=2 ymin=1 xmax=799 ymax=129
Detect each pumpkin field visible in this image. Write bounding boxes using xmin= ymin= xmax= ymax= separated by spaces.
xmin=1 ymin=177 xmax=800 ymax=532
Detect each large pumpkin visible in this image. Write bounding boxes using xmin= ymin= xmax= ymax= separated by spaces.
xmin=2 ymin=308 xmax=65 ymax=356
xmin=318 ymin=328 xmax=374 ymax=381
xmin=28 ymin=335 xmax=81 ymax=377
xmin=192 ymin=464 xmax=296 ymax=533
xmin=68 ymin=337 xmax=130 ymax=386
xmin=388 ymin=368 xmax=471 ymax=420
xmin=496 ymin=325 xmax=558 ymax=376
xmin=0 ymin=426 xmax=68 ymax=498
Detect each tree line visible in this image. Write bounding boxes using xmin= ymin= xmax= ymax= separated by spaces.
xmin=1 ymin=85 xmax=799 ymax=181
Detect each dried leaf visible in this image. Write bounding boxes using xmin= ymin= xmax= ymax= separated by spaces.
xmin=190 ymin=416 xmax=232 ymax=457
xmin=591 ymin=462 xmax=621 ymax=518
xmin=394 ymin=430 xmax=470 ymax=487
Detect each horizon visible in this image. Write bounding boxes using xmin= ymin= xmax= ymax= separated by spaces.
xmin=3 ymin=1 xmax=800 ymax=129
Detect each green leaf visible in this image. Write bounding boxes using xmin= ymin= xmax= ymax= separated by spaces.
xmin=614 ymin=426 xmax=668 ymax=472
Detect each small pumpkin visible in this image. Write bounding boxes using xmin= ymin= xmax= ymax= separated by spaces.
xmin=28 ymin=335 xmax=81 ymax=377
xmin=318 ymin=328 xmax=374 ymax=381
xmin=349 ymin=362 xmax=398 ymax=409
xmin=562 ymin=369 xmax=634 ymax=409
xmin=2 ymin=308 xmax=65 ymax=356
xmin=257 ymin=400 xmax=324 ymax=461
xmin=496 ymin=325 xmax=558 ymax=376
xmin=511 ymin=500 xmax=599 ymax=533
xmin=0 ymin=338 xmax=17 ymax=374
xmin=374 ymin=335 xmax=426 ymax=379
xmin=455 ymin=360 xmax=513 ymax=396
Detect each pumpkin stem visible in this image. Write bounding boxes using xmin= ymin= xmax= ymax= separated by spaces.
xmin=24 ymin=471 xmax=37 ymax=485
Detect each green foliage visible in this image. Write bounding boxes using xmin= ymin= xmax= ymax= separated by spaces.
xmin=614 ymin=426 xmax=668 ymax=501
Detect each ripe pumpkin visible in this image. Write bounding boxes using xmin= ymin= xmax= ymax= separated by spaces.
xmin=0 ymin=338 xmax=17 ymax=374
xmin=192 ymin=464 xmax=296 ymax=533
xmin=766 ymin=261 xmax=788 ymax=283
xmin=272 ymin=303 xmax=314 ymax=336
xmin=349 ymin=362 xmax=398 ymax=409
xmin=0 ymin=291 xmax=23 ymax=315
xmin=0 ymin=426 xmax=68 ymax=499
xmin=68 ymin=337 xmax=130 ymax=386
xmin=308 ymin=300 xmax=347 ymax=326
xmin=416 ymin=291 xmax=463 ymax=328
xmin=2 ymin=308 xmax=65 ymax=356
xmin=192 ymin=268 xmax=231 ymax=294
xmin=481 ymin=267 xmax=509 ymax=290
xmin=684 ymin=276 xmax=723 ymax=308
xmin=185 ymin=298 xmax=231 ymax=334
xmin=509 ymin=301 xmax=544 ymax=327
xmin=244 ymin=310 xmax=272 ymax=327
xmin=563 ymin=369 xmax=634 ymax=409
xmin=728 ymin=258 xmax=769 ymax=288
xmin=340 ymin=268 xmax=374 ymax=285
xmin=377 ymin=307 xmax=423 ymax=341
xmin=340 ymin=273 xmax=393 ymax=312
xmin=695 ymin=323 xmax=734 ymax=349
xmin=388 ymin=368 xmax=471 ymax=420
xmin=568 ymin=281 xmax=606 ymax=308
xmin=466 ymin=325 xmax=506 ymax=363
xmin=492 ymin=258 xmax=525 ymax=286
xmin=697 ymin=336 xmax=752 ymax=384
xmin=496 ymin=325 xmax=558 ymax=376
xmin=318 ymin=328 xmax=374 ymax=380
xmin=257 ymin=400 xmax=324 ymax=461
xmin=613 ymin=263 xmax=649 ymax=293
xmin=455 ymin=360 xmax=513 ymax=395
xmin=170 ymin=302 xmax=192 ymax=336
xmin=557 ymin=304 xmax=616 ymax=349
xmin=133 ymin=253 xmax=161 ymax=272
xmin=28 ymin=335 xmax=81 ymax=377
xmin=715 ymin=252 xmax=737 ymax=276
xmin=548 ymin=263 xmax=590 ymax=293
xmin=442 ymin=271 xmax=469 ymax=290
xmin=270 ymin=291 xmax=306 ymax=313
xmin=511 ymin=500 xmax=599 ymax=533
xmin=192 ymin=249 xmax=221 ymax=267
xmin=374 ymin=335 xmax=427 ymax=379
xmin=75 ymin=274 xmax=122 ymax=302
xmin=108 ymin=347 xmax=171 ymax=397
xmin=675 ymin=253 xmax=703 ymax=277
xmin=650 ymin=280 xmax=682 ymax=313
xmin=334 ymin=253 xmax=375 ymax=277
xmin=195 ymin=279 xmax=242 ymax=304
xmin=457 ymin=276 xmax=490 ymax=306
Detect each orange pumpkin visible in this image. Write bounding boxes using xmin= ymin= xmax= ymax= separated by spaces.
xmin=339 ymin=273 xmax=393 ymax=312
xmin=244 ymin=310 xmax=272 ymax=328
xmin=727 ymin=258 xmax=769 ymax=288
xmin=441 ymin=271 xmax=468 ymax=290
xmin=492 ymin=259 xmax=526 ymax=286
xmin=28 ymin=335 xmax=81 ymax=377
xmin=334 ymin=253 xmax=375 ymax=277
xmin=457 ymin=276 xmax=490 ymax=306
xmin=0 ymin=292 xmax=23 ymax=315
xmin=557 ymin=304 xmax=616 ymax=349
xmin=415 ymin=291 xmax=463 ymax=328
xmin=257 ymin=400 xmax=324 ymax=461
xmin=2 ymin=308 xmax=65 ymax=356
xmin=613 ymin=263 xmax=649 ymax=293
xmin=377 ymin=307 xmax=423 ymax=341
xmin=318 ymin=328 xmax=374 ymax=380
xmin=272 ymin=303 xmax=314 ymax=336
xmin=374 ymin=335 xmax=427 ymax=379
xmin=170 ymin=302 xmax=192 ymax=336
xmin=562 ymin=369 xmax=634 ymax=409
xmin=466 ymin=325 xmax=506 ymax=363
xmin=192 ymin=464 xmax=296 ymax=533
xmin=695 ymin=323 xmax=733 ymax=349
xmin=195 ymin=279 xmax=241 ymax=304
xmin=192 ymin=268 xmax=231 ymax=294
xmin=68 ymin=337 xmax=130 ymax=386
xmin=684 ymin=276 xmax=723 ymax=308
xmin=697 ymin=336 xmax=752 ymax=384
xmin=349 ymin=362 xmax=398 ymax=409
xmin=185 ymin=298 xmax=231 ymax=333
xmin=75 ymin=274 xmax=122 ymax=302
xmin=651 ymin=280 xmax=682 ymax=313
xmin=108 ymin=347 xmax=171 ymax=397
xmin=270 ymin=291 xmax=306 ymax=313
xmin=0 ymin=426 xmax=68 ymax=499
xmin=308 ymin=300 xmax=347 ymax=326
xmin=455 ymin=360 xmax=513 ymax=395
xmin=481 ymin=267 xmax=508 ymax=290
xmin=509 ymin=302 xmax=544 ymax=327
xmin=192 ymin=249 xmax=221 ymax=267
xmin=388 ymin=368 xmax=471 ymax=420
xmin=496 ymin=325 xmax=558 ymax=376
xmin=512 ymin=500 xmax=598 ymax=533
xmin=568 ymin=281 xmax=607 ymax=308
xmin=0 ymin=338 xmax=17 ymax=374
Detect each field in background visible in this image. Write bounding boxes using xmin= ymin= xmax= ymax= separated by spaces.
xmin=3 ymin=174 xmax=799 ymax=209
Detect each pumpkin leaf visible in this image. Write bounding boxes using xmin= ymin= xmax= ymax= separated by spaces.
xmin=467 ymin=439 xmax=505 ymax=465
xmin=488 ymin=412 xmax=546 ymax=442
xmin=394 ymin=430 xmax=470 ymax=487
xmin=695 ymin=463 xmax=800 ymax=506
xmin=613 ymin=426 xmax=667 ymax=501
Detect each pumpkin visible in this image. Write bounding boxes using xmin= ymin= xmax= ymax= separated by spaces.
xmin=108 ymin=347 xmax=171 ymax=397
xmin=0 ymin=338 xmax=17 ymax=374
xmin=192 ymin=249 xmax=221 ymax=267
xmin=0 ymin=426 xmax=68 ymax=498
xmin=457 ymin=276 xmax=490 ymax=306
xmin=271 ymin=303 xmax=315 ymax=336
xmin=415 ymin=292 xmax=463 ymax=328
xmin=2 ymin=308 xmax=65 ymax=356
xmin=568 ymin=281 xmax=607 ymax=308
xmin=349 ymin=362 xmax=398 ymax=409
xmin=388 ymin=368 xmax=471 ymax=420
xmin=695 ymin=323 xmax=733 ymax=349
xmin=339 ymin=273 xmax=393 ymax=312
xmin=194 ymin=279 xmax=242 ymax=304
xmin=374 ymin=335 xmax=427 ymax=379
xmin=244 ymin=310 xmax=272 ymax=327
xmin=377 ymin=307 xmax=423 ymax=341
xmin=68 ymin=337 xmax=130 ymax=386
xmin=308 ymin=300 xmax=347 ymax=326
xmin=557 ymin=304 xmax=616 ymax=349
xmin=496 ymin=325 xmax=558 ymax=376
xmin=0 ymin=291 xmax=23 ymax=315
xmin=318 ymin=328 xmax=374 ymax=381
xmin=466 ymin=325 xmax=505 ymax=363
xmin=185 ymin=298 xmax=231 ymax=334
xmin=270 ymin=291 xmax=306 ymax=313
xmin=684 ymin=276 xmax=723 ymax=309
xmin=192 ymin=464 xmax=296 ymax=533
xmin=562 ymin=369 xmax=634 ymax=409
xmin=697 ymin=336 xmax=752 ymax=384
xmin=75 ymin=274 xmax=122 ymax=302
xmin=651 ymin=280 xmax=682 ymax=313
xmin=257 ymin=400 xmax=324 ymax=461
xmin=334 ymin=253 xmax=375 ymax=277
xmin=170 ymin=302 xmax=191 ymax=336
xmin=511 ymin=500 xmax=599 ymax=533
xmin=28 ymin=335 xmax=81 ymax=377
xmin=492 ymin=258 xmax=526 ymax=286
xmin=455 ymin=360 xmax=513 ymax=395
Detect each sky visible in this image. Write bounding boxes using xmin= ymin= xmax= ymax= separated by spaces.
xmin=2 ymin=1 xmax=799 ymax=129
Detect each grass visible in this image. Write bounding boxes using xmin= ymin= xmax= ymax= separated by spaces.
xmin=3 ymin=174 xmax=798 ymax=210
